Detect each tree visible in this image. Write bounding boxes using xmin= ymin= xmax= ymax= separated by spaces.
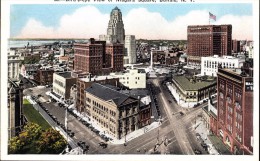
xmin=8 ymin=136 xmax=24 ymax=154
xmin=36 ymin=128 xmax=66 ymax=154
xmin=8 ymin=122 xmax=66 ymax=154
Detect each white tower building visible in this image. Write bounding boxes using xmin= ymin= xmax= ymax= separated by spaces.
xmin=124 ymin=35 xmax=136 ymax=64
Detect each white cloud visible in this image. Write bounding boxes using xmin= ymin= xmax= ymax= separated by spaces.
xmin=16 ymin=6 xmax=253 ymax=40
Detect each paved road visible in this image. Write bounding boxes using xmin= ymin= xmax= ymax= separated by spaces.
xmin=152 ymin=78 xmax=195 ymax=155
xmin=23 ymin=77 xmax=209 ymax=155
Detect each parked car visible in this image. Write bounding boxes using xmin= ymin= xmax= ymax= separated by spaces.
xmin=98 ymin=142 xmax=107 ymax=148
xmin=194 ymin=149 xmax=202 ymax=154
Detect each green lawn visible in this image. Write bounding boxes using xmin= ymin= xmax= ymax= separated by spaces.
xmin=23 ymin=99 xmax=51 ymax=130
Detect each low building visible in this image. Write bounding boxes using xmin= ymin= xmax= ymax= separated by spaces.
xmin=201 ymin=55 xmax=245 ymax=77
xmin=20 ymin=64 xmax=39 ymax=79
xmin=172 ymin=75 xmax=216 ymax=104
xmin=110 ymin=68 xmax=146 ymax=89
xmin=34 ymin=68 xmax=54 ymax=85
xmin=8 ymin=79 xmax=25 ymax=139
xmin=76 ymin=74 xmax=120 ymax=115
xmin=53 ymin=72 xmax=77 ymax=100
xmin=85 ymin=83 xmax=151 ymax=139
xmin=216 ymin=67 xmax=253 ymax=154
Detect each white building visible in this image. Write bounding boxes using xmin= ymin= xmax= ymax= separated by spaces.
xmin=59 ymin=47 xmax=65 ymax=56
xmin=53 ymin=72 xmax=77 ymax=100
xmin=124 ymin=35 xmax=136 ymax=64
xmin=8 ymin=50 xmax=21 ymax=79
xmin=201 ymin=55 xmax=245 ymax=77
xmin=245 ymin=45 xmax=254 ymax=59
xmin=110 ymin=68 xmax=146 ymax=89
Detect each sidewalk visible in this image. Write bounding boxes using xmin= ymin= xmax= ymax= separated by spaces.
xmin=194 ymin=118 xmax=219 ymax=155
xmin=70 ymin=108 xmax=161 ymax=145
xmin=110 ymin=122 xmax=160 ymax=144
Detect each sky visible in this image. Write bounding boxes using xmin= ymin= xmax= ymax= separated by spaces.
xmin=10 ymin=4 xmax=253 ymax=40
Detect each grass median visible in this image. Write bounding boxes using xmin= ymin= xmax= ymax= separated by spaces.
xmin=23 ymin=99 xmax=51 ymax=130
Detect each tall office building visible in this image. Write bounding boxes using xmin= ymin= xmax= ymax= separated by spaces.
xmin=106 ymin=43 xmax=124 ymax=72
xmin=187 ymin=25 xmax=232 ymax=65
xmin=216 ymin=66 xmax=253 ymax=154
xmin=124 ymin=35 xmax=136 ymax=64
xmin=74 ymin=38 xmax=124 ymax=75
xmin=232 ymin=40 xmax=241 ymax=53
xmin=106 ymin=7 xmax=125 ymax=44
xmin=74 ymin=39 xmax=103 ymax=75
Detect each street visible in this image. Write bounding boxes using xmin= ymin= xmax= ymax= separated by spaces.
xmin=23 ymin=77 xmax=209 ymax=154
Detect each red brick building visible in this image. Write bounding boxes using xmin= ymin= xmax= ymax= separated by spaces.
xmin=34 ymin=69 xmax=54 ymax=85
xmin=187 ymin=25 xmax=232 ymax=65
xmin=74 ymin=40 xmax=103 ymax=75
xmin=232 ymin=40 xmax=241 ymax=53
xmin=106 ymin=43 xmax=124 ymax=72
xmin=216 ymin=67 xmax=253 ymax=154
xmin=74 ymin=38 xmax=124 ymax=75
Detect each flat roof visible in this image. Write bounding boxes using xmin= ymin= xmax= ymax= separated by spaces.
xmin=79 ymin=75 xmax=116 ymax=82
xmin=56 ymin=72 xmax=73 ymax=78
xmin=173 ymin=76 xmax=216 ymax=91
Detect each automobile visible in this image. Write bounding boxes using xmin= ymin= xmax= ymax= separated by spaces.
xmin=180 ymin=111 xmax=184 ymax=116
xmin=168 ymin=100 xmax=172 ymax=103
xmin=201 ymin=142 xmax=208 ymax=149
xmin=37 ymin=94 xmax=42 ymax=97
xmin=98 ymin=142 xmax=107 ymax=148
xmin=68 ymin=132 xmax=75 ymax=137
xmin=194 ymin=149 xmax=202 ymax=154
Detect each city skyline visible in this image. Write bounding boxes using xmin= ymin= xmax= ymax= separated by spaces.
xmin=10 ymin=4 xmax=253 ymax=40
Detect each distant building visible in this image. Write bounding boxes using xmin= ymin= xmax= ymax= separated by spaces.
xmin=20 ymin=64 xmax=39 ymax=79
xmin=216 ymin=67 xmax=253 ymax=154
xmin=85 ymin=83 xmax=151 ymax=139
xmin=232 ymin=40 xmax=241 ymax=53
xmin=110 ymin=68 xmax=146 ymax=89
xmin=151 ymin=50 xmax=166 ymax=64
xmin=53 ymin=72 xmax=77 ymax=100
xmin=34 ymin=68 xmax=54 ymax=85
xmin=8 ymin=79 xmax=25 ymax=139
xmin=187 ymin=25 xmax=232 ymax=66
xmin=172 ymin=75 xmax=216 ymax=105
xmin=74 ymin=38 xmax=124 ymax=75
xmin=106 ymin=6 xmax=125 ymax=43
xmin=165 ymin=51 xmax=181 ymax=66
xmin=106 ymin=43 xmax=124 ymax=72
xmin=124 ymin=35 xmax=136 ymax=64
xmin=8 ymin=50 xmax=21 ymax=79
xmin=201 ymin=55 xmax=245 ymax=77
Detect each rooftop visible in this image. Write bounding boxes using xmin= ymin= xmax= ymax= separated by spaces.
xmin=56 ymin=72 xmax=74 ymax=78
xmin=85 ymin=83 xmax=131 ymax=106
xmin=79 ymin=75 xmax=116 ymax=82
xmin=173 ymin=76 xmax=216 ymax=91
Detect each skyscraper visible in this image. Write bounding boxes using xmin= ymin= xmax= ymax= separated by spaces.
xmin=187 ymin=25 xmax=232 ymax=66
xmin=106 ymin=6 xmax=125 ymax=44
xmin=124 ymin=35 xmax=136 ymax=64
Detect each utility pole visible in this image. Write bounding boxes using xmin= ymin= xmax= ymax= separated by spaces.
xmin=65 ymin=104 xmax=69 ymax=153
